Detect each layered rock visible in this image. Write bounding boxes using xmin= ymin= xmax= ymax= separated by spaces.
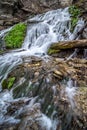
xmin=1 ymin=55 xmax=87 ymax=130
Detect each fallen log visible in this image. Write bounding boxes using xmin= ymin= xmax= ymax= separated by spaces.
xmin=48 ymin=39 xmax=87 ymax=55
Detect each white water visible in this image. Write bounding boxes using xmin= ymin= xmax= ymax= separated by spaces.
xmin=37 ymin=114 xmax=58 ymax=130
xmin=65 ymin=79 xmax=76 ymax=108
xmin=0 ymin=27 xmax=13 ymax=38
xmin=0 ymin=7 xmax=85 ymax=129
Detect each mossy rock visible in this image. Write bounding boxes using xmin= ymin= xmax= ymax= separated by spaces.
xmin=4 ymin=23 xmax=27 ymax=49
xmin=2 ymin=77 xmax=16 ymax=90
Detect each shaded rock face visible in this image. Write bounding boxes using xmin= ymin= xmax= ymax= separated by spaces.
xmin=21 ymin=0 xmax=72 ymax=13
xmin=0 ymin=0 xmax=72 ymax=14
xmin=1 ymin=56 xmax=87 ymax=130
xmin=0 ymin=0 xmax=24 ymax=30
xmin=0 ymin=0 xmax=73 ymax=30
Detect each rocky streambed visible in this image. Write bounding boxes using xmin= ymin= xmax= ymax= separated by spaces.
xmin=0 ymin=44 xmax=87 ymax=130
xmin=0 ymin=55 xmax=87 ymax=130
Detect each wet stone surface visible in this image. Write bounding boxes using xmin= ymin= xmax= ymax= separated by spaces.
xmin=1 ymin=56 xmax=87 ymax=130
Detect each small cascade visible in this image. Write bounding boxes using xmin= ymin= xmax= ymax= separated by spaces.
xmin=23 ymin=8 xmax=71 ymax=50
xmin=37 ymin=114 xmax=58 ymax=130
xmin=0 ymin=90 xmax=13 ymax=124
xmin=65 ymin=79 xmax=76 ymax=108
xmin=0 ymin=27 xmax=13 ymax=38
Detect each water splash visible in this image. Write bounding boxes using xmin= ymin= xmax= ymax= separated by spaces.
xmin=0 ymin=27 xmax=13 ymax=38
xmin=37 ymin=114 xmax=58 ymax=130
xmin=65 ymin=79 xmax=76 ymax=108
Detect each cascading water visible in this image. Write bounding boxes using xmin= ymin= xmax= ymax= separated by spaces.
xmin=0 ymin=7 xmax=85 ymax=130
xmin=65 ymin=79 xmax=77 ymax=108
xmin=0 ymin=8 xmax=84 ymax=80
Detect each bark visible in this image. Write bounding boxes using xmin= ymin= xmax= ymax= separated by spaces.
xmin=49 ymin=39 xmax=87 ymax=51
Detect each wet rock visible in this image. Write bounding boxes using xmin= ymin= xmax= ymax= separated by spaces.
xmin=1 ymin=55 xmax=86 ymax=130
xmin=0 ymin=99 xmax=42 ymax=130
xmin=4 ymin=56 xmax=87 ymax=95
xmin=82 ymin=27 xmax=87 ymax=39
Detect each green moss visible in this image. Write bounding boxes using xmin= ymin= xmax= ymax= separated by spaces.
xmin=69 ymin=6 xmax=80 ymax=32
xmin=4 ymin=23 xmax=27 ymax=49
xmin=2 ymin=77 xmax=15 ymax=90
xmin=48 ymin=49 xmax=60 ymax=55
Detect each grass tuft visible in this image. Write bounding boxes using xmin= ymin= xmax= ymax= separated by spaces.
xmin=69 ymin=6 xmax=81 ymax=32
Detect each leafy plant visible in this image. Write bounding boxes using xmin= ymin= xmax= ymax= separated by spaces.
xmin=69 ymin=6 xmax=80 ymax=32
xmin=8 ymin=77 xmax=16 ymax=89
xmin=2 ymin=77 xmax=15 ymax=90
xmin=4 ymin=23 xmax=27 ymax=49
xmin=69 ymin=6 xmax=80 ymax=17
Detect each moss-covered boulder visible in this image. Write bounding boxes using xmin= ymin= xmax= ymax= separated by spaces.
xmin=4 ymin=23 xmax=27 ymax=49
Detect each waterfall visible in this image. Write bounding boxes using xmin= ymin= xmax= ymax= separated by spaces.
xmin=0 ymin=7 xmax=85 ymax=130
xmin=0 ymin=8 xmax=84 ymax=80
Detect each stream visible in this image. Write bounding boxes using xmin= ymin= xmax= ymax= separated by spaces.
xmin=0 ymin=7 xmax=85 ymax=130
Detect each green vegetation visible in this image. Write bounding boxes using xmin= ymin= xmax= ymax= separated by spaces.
xmin=2 ymin=77 xmax=15 ymax=90
xmin=48 ymin=48 xmax=60 ymax=55
xmin=4 ymin=23 xmax=27 ymax=49
xmin=69 ymin=6 xmax=80 ymax=32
